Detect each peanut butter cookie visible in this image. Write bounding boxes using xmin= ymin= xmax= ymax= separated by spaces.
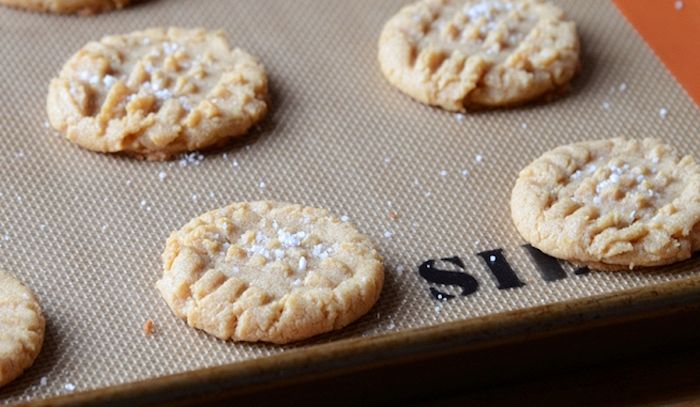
xmin=511 ymin=138 xmax=700 ymax=270
xmin=0 ymin=271 xmax=45 ymax=388
xmin=156 ymin=201 xmax=385 ymax=344
xmin=47 ymin=28 xmax=268 ymax=160
xmin=0 ymin=0 xmax=128 ymax=14
xmin=378 ymin=0 xmax=580 ymax=111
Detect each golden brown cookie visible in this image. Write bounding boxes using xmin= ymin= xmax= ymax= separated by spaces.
xmin=156 ymin=201 xmax=385 ymax=344
xmin=378 ymin=0 xmax=580 ymax=111
xmin=0 ymin=0 xmax=128 ymax=14
xmin=47 ymin=27 xmax=268 ymax=160
xmin=0 ymin=271 xmax=45 ymax=388
xmin=511 ymin=138 xmax=700 ymax=270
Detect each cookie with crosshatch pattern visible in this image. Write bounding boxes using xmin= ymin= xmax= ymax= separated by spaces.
xmin=47 ymin=27 xmax=268 ymax=160
xmin=0 ymin=271 xmax=45 ymax=388
xmin=378 ymin=0 xmax=580 ymax=111
xmin=0 ymin=0 xmax=129 ymax=14
xmin=511 ymin=138 xmax=700 ymax=271
xmin=156 ymin=201 xmax=385 ymax=344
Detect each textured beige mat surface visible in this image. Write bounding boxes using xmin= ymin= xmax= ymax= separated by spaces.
xmin=0 ymin=0 xmax=698 ymax=403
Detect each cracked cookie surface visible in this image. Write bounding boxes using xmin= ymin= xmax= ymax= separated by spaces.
xmin=47 ymin=27 xmax=268 ymax=160
xmin=511 ymin=138 xmax=700 ymax=270
xmin=0 ymin=0 xmax=128 ymax=14
xmin=0 ymin=271 xmax=45 ymax=388
xmin=378 ymin=0 xmax=579 ymax=111
xmin=156 ymin=201 xmax=384 ymax=344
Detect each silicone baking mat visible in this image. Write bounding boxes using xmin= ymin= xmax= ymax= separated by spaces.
xmin=1 ymin=0 xmax=699 ymax=404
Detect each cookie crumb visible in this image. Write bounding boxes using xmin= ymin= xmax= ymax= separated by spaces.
xmin=143 ymin=319 xmax=155 ymax=336
xmin=388 ymin=211 xmax=399 ymax=221
xmin=659 ymin=107 xmax=669 ymax=119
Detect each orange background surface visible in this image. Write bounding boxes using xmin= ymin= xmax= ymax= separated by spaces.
xmin=614 ymin=0 xmax=700 ymax=107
